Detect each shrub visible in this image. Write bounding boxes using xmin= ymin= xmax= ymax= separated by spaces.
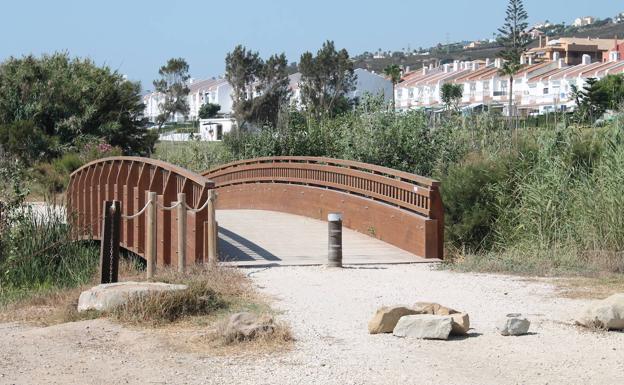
xmin=441 ymin=156 xmax=510 ymax=252
xmin=0 ymin=120 xmax=55 ymax=164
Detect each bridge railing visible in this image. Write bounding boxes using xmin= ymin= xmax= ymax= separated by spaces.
xmin=203 ymin=156 xmax=444 ymax=259
xmin=67 ymin=157 xmax=216 ymax=267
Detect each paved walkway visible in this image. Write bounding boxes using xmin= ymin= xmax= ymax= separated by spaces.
xmin=215 ymin=209 xmax=433 ymax=266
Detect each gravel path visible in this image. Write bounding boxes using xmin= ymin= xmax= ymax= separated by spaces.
xmin=1 ymin=264 xmax=623 ymax=385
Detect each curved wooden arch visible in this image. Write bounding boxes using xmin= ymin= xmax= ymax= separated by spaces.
xmin=203 ymin=157 xmax=444 ymax=259
xmin=67 ymin=157 xmax=214 ymax=267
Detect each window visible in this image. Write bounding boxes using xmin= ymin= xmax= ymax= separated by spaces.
xmin=543 ymin=88 xmax=549 ymax=95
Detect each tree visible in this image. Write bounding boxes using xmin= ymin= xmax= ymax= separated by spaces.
xmin=497 ymin=0 xmax=530 ymax=121
xmin=225 ymin=47 xmax=290 ymax=129
xmin=252 ymin=53 xmax=291 ymax=128
xmin=0 ymin=53 xmax=154 ymax=158
xmin=383 ymin=64 xmax=402 ymax=110
xmin=571 ymin=78 xmax=609 ymax=123
xmin=596 ymin=74 xmax=624 ymax=110
xmin=440 ymin=83 xmax=464 ymax=112
xmin=298 ymin=41 xmax=357 ymax=117
xmin=225 ymin=45 xmax=263 ymax=128
xmin=198 ymin=103 xmax=221 ymax=119
xmin=153 ymin=58 xmax=191 ymax=128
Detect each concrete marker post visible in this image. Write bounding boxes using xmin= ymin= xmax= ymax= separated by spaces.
xmin=327 ymin=213 xmax=343 ymax=268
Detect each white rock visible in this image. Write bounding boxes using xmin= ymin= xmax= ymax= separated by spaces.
xmin=393 ymin=314 xmax=453 ymax=340
xmin=576 ymin=293 xmax=624 ymax=330
xmin=497 ymin=313 xmax=530 ymax=336
xmin=77 ymin=281 xmax=188 ymax=312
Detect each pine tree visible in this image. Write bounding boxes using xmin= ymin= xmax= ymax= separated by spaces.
xmin=497 ymin=0 xmax=530 ymax=120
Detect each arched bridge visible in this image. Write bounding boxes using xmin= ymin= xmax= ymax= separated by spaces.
xmin=203 ymin=157 xmax=443 ymax=260
xmin=67 ymin=156 xmax=443 ymax=268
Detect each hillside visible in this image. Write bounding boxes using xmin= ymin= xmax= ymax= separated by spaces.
xmin=354 ymin=22 xmax=624 ymax=73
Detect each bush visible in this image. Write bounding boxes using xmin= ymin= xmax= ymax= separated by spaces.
xmin=0 ymin=120 xmax=56 ymax=164
xmin=441 ymin=156 xmax=510 ymax=252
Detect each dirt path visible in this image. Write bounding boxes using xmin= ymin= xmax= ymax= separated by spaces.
xmin=1 ymin=264 xmax=623 ymax=385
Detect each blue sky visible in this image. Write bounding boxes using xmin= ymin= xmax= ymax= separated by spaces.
xmin=0 ymin=0 xmax=620 ymax=90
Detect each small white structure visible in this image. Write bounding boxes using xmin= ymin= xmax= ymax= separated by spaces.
xmin=198 ymin=118 xmax=236 ymax=141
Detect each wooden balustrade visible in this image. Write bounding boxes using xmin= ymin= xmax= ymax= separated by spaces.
xmin=203 ymin=157 xmax=444 ymax=259
xmin=67 ymin=157 xmax=215 ymax=267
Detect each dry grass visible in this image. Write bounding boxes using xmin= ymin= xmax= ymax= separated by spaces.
xmin=0 ymin=260 xmax=293 ymax=355
xmin=549 ymin=275 xmax=624 ymax=300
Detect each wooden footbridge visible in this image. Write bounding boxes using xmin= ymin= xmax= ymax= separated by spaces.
xmin=67 ymin=156 xmax=444 ymax=267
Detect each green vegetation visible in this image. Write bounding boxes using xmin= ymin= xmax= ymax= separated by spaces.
xmin=0 ymin=157 xmax=99 ymax=306
xmin=0 ymin=53 xmax=156 ymax=160
xmin=225 ymin=46 xmax=290 ymax=129
xmin=153 ymin=140 xmax=232 ymax=173
xmin=177 ymin=91 xmax=623 ymax=276
xmin=153 ymin=58 xmax=191 ymax=128
xmin=497 ymin=0 xmax=530 ymax=119
xmin=198 ymin=103 xmax=221 ymax=119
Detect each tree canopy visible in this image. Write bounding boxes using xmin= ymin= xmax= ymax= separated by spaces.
xmin=0 ymin=53 xmax=155 ymax=160
xmin=299 ymin=41 xmax=356 ymax=117
xmin=153 ymin=58 xmax=191 ymax=127
xmin=440 ymin=83 xmax=464 ymax=112
xmin=198 ymin=103 xmax=221 ymax=119
xmin=225 ymin=46 xmax=290 ymax=129
xmin=497 ymin=0 xmax=530 ymax=117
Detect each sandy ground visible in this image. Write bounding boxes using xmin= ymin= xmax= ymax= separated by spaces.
xmin=1 ymin=264 xmax=623 ymax=385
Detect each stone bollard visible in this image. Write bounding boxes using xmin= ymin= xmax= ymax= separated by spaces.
xmin=327 ymin=213 xmax=343 ymax=268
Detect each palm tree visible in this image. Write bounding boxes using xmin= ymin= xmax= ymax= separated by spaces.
xmin=384 ymin=64 xmax=402 ymax=111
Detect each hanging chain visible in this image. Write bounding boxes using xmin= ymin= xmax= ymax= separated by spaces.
xmin=108 ymin=203 xmax=115 ymax=282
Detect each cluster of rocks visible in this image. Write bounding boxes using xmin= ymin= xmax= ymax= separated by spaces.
xmin=368 ymin=302 xmax=474 ymax=340
xmin=368 ymin=302 xmax=531 ymax=340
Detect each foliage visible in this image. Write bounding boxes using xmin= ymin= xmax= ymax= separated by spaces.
xmin=0 ymin=53 xmax=153 ymax=157
xmin=440 ymin=83 xmax=464 ymax=112
xmin=153 ymin=58 xmax=191 ymax=128
xmin=198 ymin=103 xmax=221 ymax=119
xmin=0 ymin=158 xmax=98 ymax=305
xmin=299 ymin=41 xmax=357 ymax=117
xmin=496 ymin=0 xmax=530 ymax=117
xmin=152 ymin=140 xmax=233 ymax=173
xmin=225 ymin=46 xmax=290 ymax=129
xmin=0 ymin=120 xmax=55 ymax=165
xmin=383 ymin=64 xmax=402 ymax=109
xmin=572 ymin=76 xmax=624 ymax=123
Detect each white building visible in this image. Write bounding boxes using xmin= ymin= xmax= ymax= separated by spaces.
xmin=350 ymin=68 xmax=393 ymax=103
xmin=393 ymin=55 xmax=624 ymax=116
xmin=615 ymin=12 xmax=624 ymax=24
xmin=187 ymin=78 xmax=233 ymax=120
xmin=289 ymin=69 xmax=393 ymax=106
xmin=159 ymin=117 xmax=236 ymax=142
xmin=143 ymin=78 xmax=234 ymax=123
xmin=573 ymin=16 xmax=596 ymax=27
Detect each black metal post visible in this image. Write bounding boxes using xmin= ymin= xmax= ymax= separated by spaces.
xmin=100 ymin=200 xmax=121 ymax=284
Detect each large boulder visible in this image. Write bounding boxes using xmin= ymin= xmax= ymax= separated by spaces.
xmin=223 ymin=312 xmax=275 ymax=341
xmin=368 ymin=306 xmax=422 ymax=334
xmin=77 ymin=281 xmax=188 ymax=312
xmin=497 ymin=314 xmax=530 ymax=336
xmin=393 ymin=314 xmax=453 ymax=340
xmin=576 ymin=293 xmax=624 ymax=330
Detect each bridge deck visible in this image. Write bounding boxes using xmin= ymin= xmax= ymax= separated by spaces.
xmin=216 ymin=210 xmax=437 ymax=266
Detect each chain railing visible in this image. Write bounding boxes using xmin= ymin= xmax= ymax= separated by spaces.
xmin=67 ymin=157 xmax=218 ymax=272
